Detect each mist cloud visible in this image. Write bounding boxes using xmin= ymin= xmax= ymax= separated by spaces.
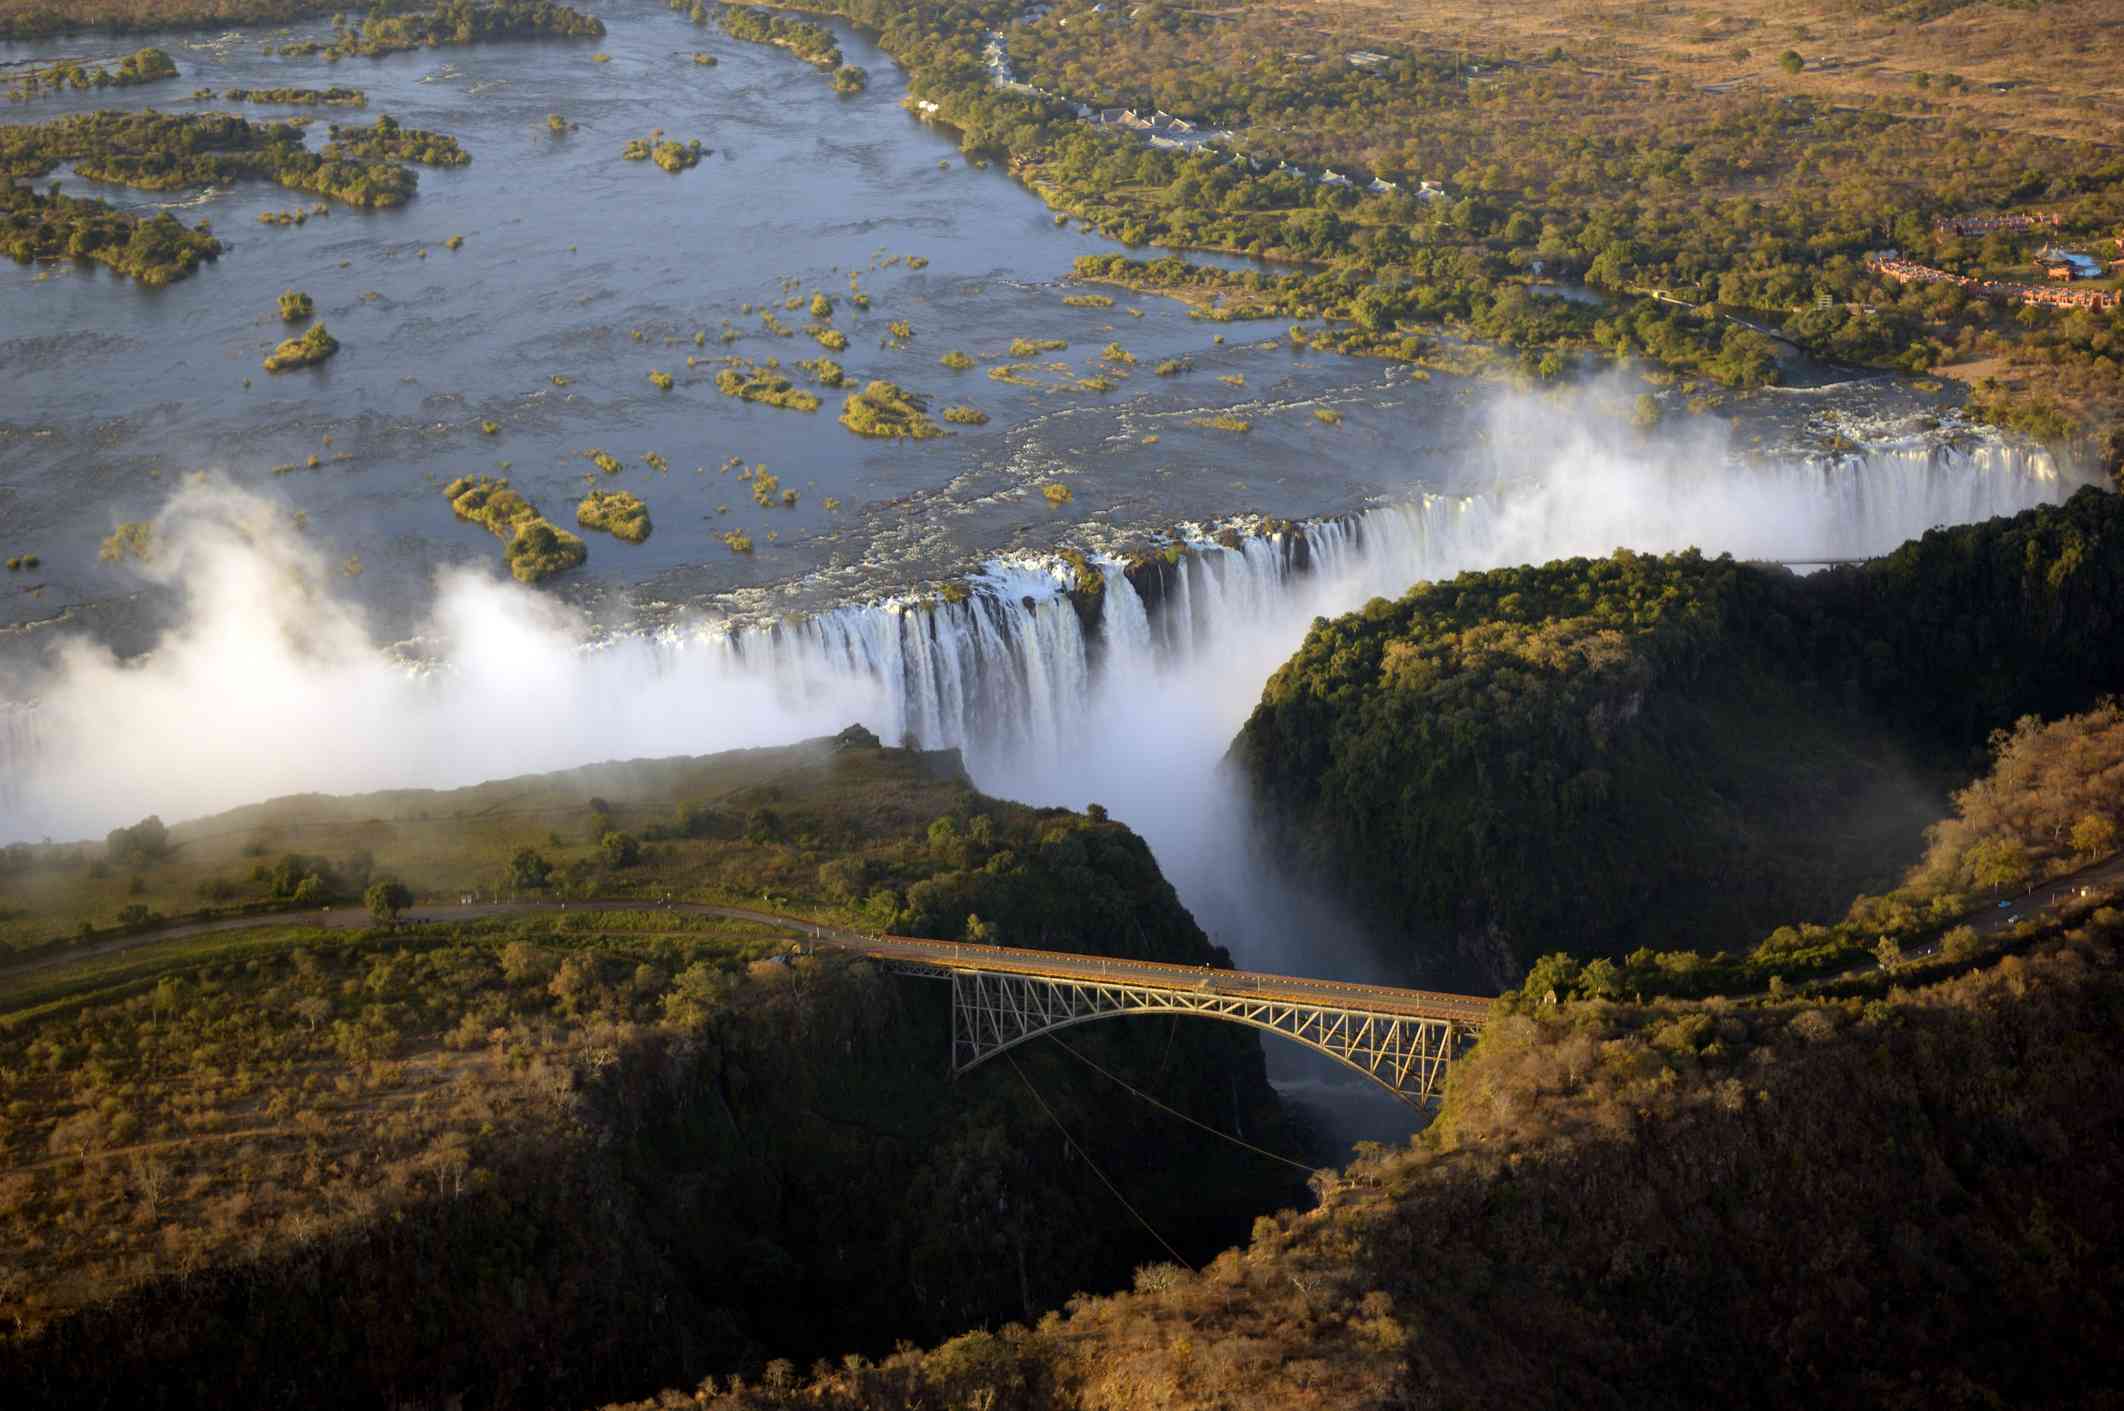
xmin=1 ymin=395 xmax=2079 ymax=914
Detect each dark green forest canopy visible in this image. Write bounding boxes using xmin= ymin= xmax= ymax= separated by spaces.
xmin=1232 ymin=487 xmax=2124 ymax=972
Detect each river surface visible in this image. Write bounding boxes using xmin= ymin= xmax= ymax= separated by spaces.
xmin=2 ymin=0 xmax=1501 ymax=641
xmin=0 ymin=0 xmax=2021 ymax=645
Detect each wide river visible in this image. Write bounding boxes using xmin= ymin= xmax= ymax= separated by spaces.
xmin=2 ymin=0 xmax=1537 ymax=642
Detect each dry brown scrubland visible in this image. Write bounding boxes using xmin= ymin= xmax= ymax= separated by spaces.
xmin=597 ymin=907 xmax=2124 ymax=1411
xmin=1299 ymin=0 xmax=2124 ymax=145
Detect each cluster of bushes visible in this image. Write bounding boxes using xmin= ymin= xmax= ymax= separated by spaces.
xmin=714 ymin=359 xmax=822 ymax=412
xmin=796 ymin=356 xmax=845 ymax=387
xmin=262 ymin=322 xmax=337 ymax=372
xmin=621 ymin=134 xmax=702 ymax=171
xmin=321 ymin=114 xmax=470 ymax=166
xmin=4 ymin=46 xmax=175 ymax=102
xmin=1 ymin=110 xmax=422 ymax=208
xmin=276 ymin=288 xmax=313 ymax=320
xmin=0 ymin=183 xmax=220 ymax=286
xmin=219 ymin=85 xmax=367 ymax=106
xmin=577 ymin=488 xmax=652 ymax=543
xmin=255 ymin=201 xmax=330 ymax=225
xmin=717 ymin=3 xmax=841 ymax=68
xmin=444 ymin=475 xmax=587 ymax=583
xmin=97 ymin=520 xmax=152 ymax=563
xmin=748 ymin=467 xmax=794 ymax=508
xmin=839 ymin=380 xmax=943 ymax=438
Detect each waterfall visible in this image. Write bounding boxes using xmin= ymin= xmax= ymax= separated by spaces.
xmin=0 ymin=431 xmax=2084 ymax=848
xmin=632 ymin=434 xmax=2079 ymax=790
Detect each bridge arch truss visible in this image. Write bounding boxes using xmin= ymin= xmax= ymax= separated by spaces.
xmin=923 ymin=967 xmax=1479 ymax=1107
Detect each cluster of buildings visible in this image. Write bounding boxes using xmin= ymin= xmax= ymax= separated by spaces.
xmin=1087 ymin=106 xmax=1233 ymax=150
xmin=2033 ymin=246 xmax=2108 ymax=282
xmin=1866 ymin=251 xmax=2120 ymax=312
xmin=1932 ymin=210 xmax=2062 ymax=238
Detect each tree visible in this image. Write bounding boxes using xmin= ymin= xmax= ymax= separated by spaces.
xmin=1779 ymin=50 xmax=1804 ymax=75
xmin=1966 ymin=837 xmax=2031 ymax=894
xmin=1631 ymin=393 xmax=1662 ymax=430
xmin=510 ymin=847 xmax=552 ymax=890
xmin=2070 ymin=813 xmax=2117 ymax=861
xmin=1519 ymin=951 xmax=1581 ymax=1003
xmin=365 ymin=878 xmax=413 ymax=923
xmin=547 ymin=954 xmax=597 ymax=1014
xmin=500 ymin=940 xmax=549 ymax=983
xmin=1349 ymin=284 xmax=1403 ymax=334
xmin=1585 ymin=239 xmax=1636 ymax=291
xmin=106 ymin=814 xmax=168 ymax=866
xmin=600 ymin=830 xmax=641 ymax=868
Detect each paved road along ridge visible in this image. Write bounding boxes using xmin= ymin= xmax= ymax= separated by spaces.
xmin=3 ymin=898 xmax=1495 ymax=1024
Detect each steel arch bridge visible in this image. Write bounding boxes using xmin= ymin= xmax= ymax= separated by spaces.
xmin=887 ymin=961 xmax=1484 ymax=1107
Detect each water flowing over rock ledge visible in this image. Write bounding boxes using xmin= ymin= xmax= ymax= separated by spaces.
xmin=695 ymin=425 xmax=2071 ymax=771
xmin=0 ymin=424 xmax=2078 ymax=839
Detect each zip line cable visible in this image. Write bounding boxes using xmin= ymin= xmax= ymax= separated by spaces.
xmin=1048 ymin=1035 xmax=1321 ymax=1177
xmin=1005 ymin=1050 xmax=1195 ymax=1274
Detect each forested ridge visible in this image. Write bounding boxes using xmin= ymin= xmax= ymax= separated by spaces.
xmin=0 ymin=741 xmax=1302 ymax=1406
xmin=590 ymin=899 xmax=2124 ymax=1411
xmin=1231 ymin=486 xmax=2124 ymax=978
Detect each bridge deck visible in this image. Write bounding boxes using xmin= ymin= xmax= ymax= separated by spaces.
xmin=828 ymin=929 xmax=1492 ymax=1024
